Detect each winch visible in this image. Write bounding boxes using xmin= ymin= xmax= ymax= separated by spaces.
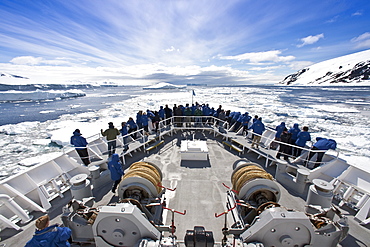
xmin=217 ymin=159 xmax=349 ymax=247
xmin=62 ymin=161 xmax=186 ymax=247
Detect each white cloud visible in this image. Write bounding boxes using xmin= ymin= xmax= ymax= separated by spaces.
xmin=351 ymin=32 xmax=370 ymax=42
xmin=326 ymin=16 xmax=339 ymax=23
xmin=10 ymin=56 xmax=43 ymax=65
xmin=351 ymin=32 xmax=370 ymax=49
xmin=219 ymin=50 xmax=295 ymax=63
xmin=353 ymin=39 xmax=370 ymax=49
xmin=352 ymin=11 xmax=362 ymax=16
xmin=164 ymin=46 xmax=180 ymax=52
xmin=249 ymin=66 xmax=282 ymax=71
xmin=10 ymin=56 xmax=77 ymax=66
xmin=288 ymin=61 xmax=314 ymax=70
xmin=297 ymin=33 xmax=324 ymax=47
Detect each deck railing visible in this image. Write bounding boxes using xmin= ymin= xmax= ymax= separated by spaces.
xmin=64 ymin=115 xmax=338 ymax=170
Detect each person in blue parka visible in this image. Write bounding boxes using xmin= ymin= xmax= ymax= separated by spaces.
xmin=275 ymin=122 xmax=286 ymax=138
xmin=158 ymin=106 xmax=165 ymax=120
xmin=230 ymin=112 xmax=241 ymax=131
xmin=241 ymin=112 xmax=252 ymax=135
xmin=25 ymin=214 xmax=71 ymax=247
xmin=294 ymin=126 xmax=311 ymax=157
xmin=136 ymin=111 xmax=143 ymax=129
xmin=270 ymin=122 xmax=286 ymax=149
xmin=141 ymin=112 xmax=150 ymax=135
xmin=147 ymin=109 xmax=155 ymax=129
xmin=234 ymin=113 xmax=243 ymax=132
xmin=127 ymin=117 xmax=138 ymax=139
xmin=120 ymin=122 xmax=129 ymax=151
xmin=289 ymin=123 xmax=300 ymax=143
xmin=306 ymin=137 xmax=337 ymax=168
xmin=108 ymin=153 xmax=124 ymax=193
xmin=228 ymin=111 xmax=235 ymax=124
xmin=249 ymin=117 xmax=266 ymax=148
xmin=202 ymin=104 xmax=211 ymax=116
xmin=70 ymin=129 xmax=90 ymax=166
xmin=289 ymin=123 xmax=301 ymax=157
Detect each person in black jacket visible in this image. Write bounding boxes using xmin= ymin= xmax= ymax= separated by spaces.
xmin=152 ymin=111 xmax=161 ymax=132
xmin=276 ymin=128 xmax=292 ymax=161
xmin=164 ymin=104 xmax=173 ymax=125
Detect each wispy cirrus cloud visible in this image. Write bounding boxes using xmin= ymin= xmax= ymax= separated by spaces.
xmin=219 ymin=50 xmax=295 ymax=64
xmin=0 ymin=0 xmax=253 ymax=67
xmin=10 ymin=56 xmax=78 ymax=66
xmin=297 ymin=34 xmax=324 ymax=48
xmin=0 ymin=0 xmax=369 ymax=85
xmin=352 ymin=11 xmax=363 ymax=16
xmin=288 ymin=61 xmax=314 ymax=70
xmin=326 ymin=15 xmax=339 ymax=23
xmin=351 ymin=32 xmax=370 ymax=49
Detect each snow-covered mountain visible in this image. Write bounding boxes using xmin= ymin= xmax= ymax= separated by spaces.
xmin=0 ymin=72 xmax=29 ymax=80
xmin=280 ymin=49 xmax=370 ymax=86
xmin=142 ymin=82 xmax=186 ymax=90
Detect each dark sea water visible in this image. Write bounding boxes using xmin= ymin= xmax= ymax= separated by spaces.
xmin=0 ymin=86 xmax=144 ymax=125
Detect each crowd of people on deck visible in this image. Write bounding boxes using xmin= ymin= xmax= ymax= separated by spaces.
xmin=70 ymin=102 xmax=337 ymax=170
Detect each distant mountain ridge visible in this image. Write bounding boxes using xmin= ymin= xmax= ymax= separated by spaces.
xmin=280 ymin=49 xmax=370 ymax=85
xmin=142 ymin=82 xmax=186 ymax=90
xmin=0 ymin=72 xmax=29 ymax=80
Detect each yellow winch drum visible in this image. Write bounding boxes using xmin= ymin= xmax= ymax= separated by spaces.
xmin=118 ymin=161 xmax=163 ymax=199
xmin=231 ymin=159 xmax=280 ymax=203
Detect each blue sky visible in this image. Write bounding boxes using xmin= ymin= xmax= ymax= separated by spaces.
xmin=0 ymin=0 xmax=369 ymax=85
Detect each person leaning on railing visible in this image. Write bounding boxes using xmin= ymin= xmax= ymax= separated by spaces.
xmin=288 ymin=123 xmax=301 ymax=156
xmin=305 ymin=137 xmax=337 ymax=169
xmin=194 ymin=106 xmax=203 ymax=127
xmin=276 ymin=128 xmax=292 ymax=161
xmin=294 ymin=126 xmax=311 ymax=157
xmin=101 ymin=122 xmax=120 ymax=157
xmin=70 ymin=129 xmax=90 ymax=166
xmin=249 ymin=117 xmax=266 ymax=149
xmin=270 ymin=122 xmax=286 ymax=149
xmin=127 ymin=117 xmax=138 ymax=139
xmin=120 ymin=122 xmax=129 ymax=151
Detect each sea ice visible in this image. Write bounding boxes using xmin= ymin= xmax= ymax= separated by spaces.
xmin=311 ymin=104 xmax=360 ymax=113
xmin=40 ymin=110 xmax=56 ymax=114
xmin=1 ymin=86 xmax=370 ymax=179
